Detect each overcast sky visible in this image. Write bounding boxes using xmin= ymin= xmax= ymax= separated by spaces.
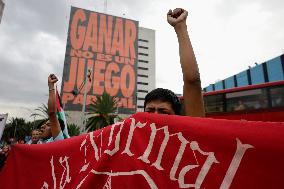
xmin=1 ymin=0 xmax=284 ymax=120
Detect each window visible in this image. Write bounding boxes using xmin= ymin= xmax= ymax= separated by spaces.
xmin=138 ymin=90 xmax=148 ymax=93
xmin=138 ymin=39 xmax=148 ymax=42
xmin=204 ymin=94 xmax=224 ymax=113
xmin=270 ymin=86 xmax=284 ymax=108
xmin=226 ymin=89 xmax=268 ymax=112
xmin=138 ymin=53 xmax=148 ymax=56
xmin=137 ymin=82 xmax=148 ymax=85
xmin=138 ymin=46 xmax=149 ymax=49
xmin=138 ymin=67 xmax=148 ymax=71
xmin=139 ymin=60 xmax=149 ymax=63
xmin=138 ymin=74 xmax=148 ymax=78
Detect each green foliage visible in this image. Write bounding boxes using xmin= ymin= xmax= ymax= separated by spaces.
xmin=1 ymin=117 xmax=47 ymax=143
xmin=30 ymin=103 xmax=49 ymax=120
xmin=2 ymin=118 xmax=30 ymax=142
xmin=67 ymin=123 xmax=81 ymax=137
xmin=32 ymin=119 xmax=47 ymax=129
xmin=86 ymin=92 xmax=118 ymax=132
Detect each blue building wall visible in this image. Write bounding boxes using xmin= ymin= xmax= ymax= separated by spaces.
xmin=224 ymin=76 xmax=235 ymax=89
xmin=204 ymin=54 xmax=284 ymax=92
xmin=215 ymin=81 xmax=224 ymax=90
xmin=205 ymin=84 xmax=214 ymax=92
xmin=236 ymin=71 xmax=249 ymax=87
xmin=267 ymin=56 xmax=284 ymax=82
xmin=250 ymin=64 xmax=265 ymax=84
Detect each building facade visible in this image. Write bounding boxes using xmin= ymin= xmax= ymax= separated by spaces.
xmin=136 ymin=27 xmax=156 ymax=112
xmin=204 ymin=54 xmax=284 ymax=92
xmin=0 ymin=0 xmax=5 ymax=24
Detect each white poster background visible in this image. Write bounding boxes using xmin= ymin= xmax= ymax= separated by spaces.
xmin=0 ymin=113 xmax=8 ymax=141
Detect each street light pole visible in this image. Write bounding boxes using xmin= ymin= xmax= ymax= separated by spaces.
xmin=81 ymin=68 xmax=92 ymax=133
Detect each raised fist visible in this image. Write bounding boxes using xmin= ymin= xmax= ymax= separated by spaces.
xmin=48 ymin=74 xmax=58 ymax=87
xmin=167 ymin=8 xmax=188 ymax=27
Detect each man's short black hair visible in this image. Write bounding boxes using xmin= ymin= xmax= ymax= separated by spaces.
xmin=144 ymin=88 xmax=182 ymax=115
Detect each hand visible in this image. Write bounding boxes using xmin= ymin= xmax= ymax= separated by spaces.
xmin=48 ymin=74 xmax=58 ymax=88
xmin=167 ymin=8 xmax=188 ymax=27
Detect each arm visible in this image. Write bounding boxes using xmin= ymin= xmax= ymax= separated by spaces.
xmin=167 ymin=8 xmax=205 ymax=117
xmin=48 ymin=74 xmax=62 ymax=138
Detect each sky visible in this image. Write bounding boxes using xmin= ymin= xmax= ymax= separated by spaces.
xmin=0 ymin=0 xmax=284 ymax=121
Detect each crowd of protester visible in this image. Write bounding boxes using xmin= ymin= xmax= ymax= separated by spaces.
xmin=0 ymin=73 xmax=68 ymax=169
xmin=0 ymin=8 xmax=204 ymax=172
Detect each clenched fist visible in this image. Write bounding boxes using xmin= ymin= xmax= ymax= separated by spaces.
xmin=48 ymin=74 xmax=58 ymax=89
xmin=167 ymin=8 xmax=188 ymax=27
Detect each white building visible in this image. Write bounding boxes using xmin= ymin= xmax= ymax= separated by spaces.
xmin=136 ymin=27 xmax=156 ymax=112
xmin=0 ymin=0 xmax=5 ymax=24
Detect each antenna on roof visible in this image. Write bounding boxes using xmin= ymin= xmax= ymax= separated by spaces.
xmin=104 ymin=0 xmax=107 ymax=13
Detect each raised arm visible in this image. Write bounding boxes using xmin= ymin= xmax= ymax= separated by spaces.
xmin=167 ymin=8 xmax=205 ymax=117
xmin=48 ymin=74 xmax=61 ymax=138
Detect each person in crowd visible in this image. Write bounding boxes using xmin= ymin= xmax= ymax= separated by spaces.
xmin=7 ymin=138 xmax=17 ymax=146
xmin=0 ymin=74 xmax=64 ymax=170
xmin=0 ymin=145 xmax=10 ymax=170
xmin=17 ymin=139 xmax=25 ymax=144
xmin=144 ymin=8 xmax=205 ymax=117
xmin=27 ymin=129 xmax=42 ymax=144
xmin=234 ymin=100 xmax=246 ymax=111
xmin=40 ymin=74 xmax=65 ymax=143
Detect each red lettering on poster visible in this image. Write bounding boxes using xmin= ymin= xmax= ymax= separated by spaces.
xmin=105 ymin=62 xmax=120 ymax=96
xmin=70 ymin=9 xmax=86 ymax=50
xmin=82 ymin=12 xmax=98 ymax=52
xmin=121 ymin=65 xmax=135 ymax=98
xmin=93 ymin=61 xmax=106 ymax=95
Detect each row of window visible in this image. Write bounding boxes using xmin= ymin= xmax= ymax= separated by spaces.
xmin=204 ymin=85 xmax=284 ymax=113
xmin=136 ymin=39 xmax=149 ymax=107
xmin=138 ymin=39 xmax=148 ymax=42
xmin=138 ymin=39 xmax=149 ymax=60
xmin=138 ymin=67 xmax=148 ymax=71
xmin=137 ymin=82 xmax=148 ymax=85
xmin=138 ymin=89 xmax=148 ymax=93
xmin=138 ymin=53 xmax=148 ymax=56
xmin=138 ymin=39 xmax=149 ymax=66
xmin=137 ymin=74 xmax=148 ymax=78
xmin=139 ymin=60 xmax=149 ymax=64
xmin=138 ymin=46 xmax=149 ymax=49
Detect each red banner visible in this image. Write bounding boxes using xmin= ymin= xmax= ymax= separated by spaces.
xmin=1 ymin=113 xmax=284 ymax=188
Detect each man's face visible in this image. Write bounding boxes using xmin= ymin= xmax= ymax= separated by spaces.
xmin=31 ymin=130 xmax=40 ymax=143
xmin=40 ymin=121 xmax=52 ymax=139
xmin=145 ymin=100 xmax=175 ymax=115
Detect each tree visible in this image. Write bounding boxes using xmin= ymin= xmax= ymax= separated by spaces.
xmin=86 ymin=92 xmax=118 ymax=131
xmin=2 ymin=118 xmax=30 ymax=142
xmin=30 ymin=104 xmax=49 ymax=129
xmin=30 ymin=103 xmax=49 ymax=120
xmin=67 ymin=123 xmax=81 ymax=137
